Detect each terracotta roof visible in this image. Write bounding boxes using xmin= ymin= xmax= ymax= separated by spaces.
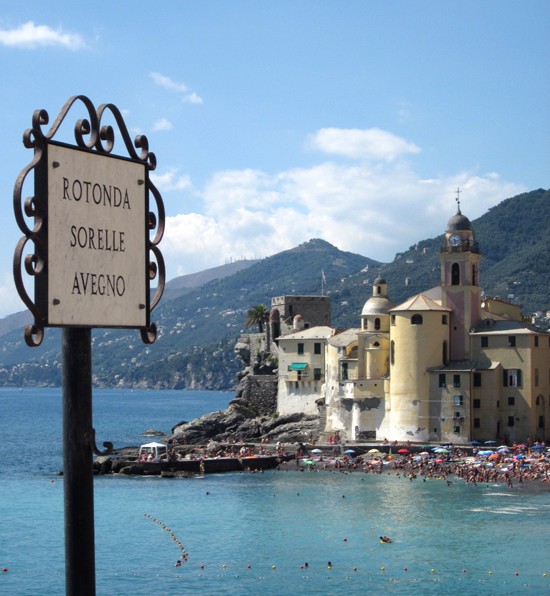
xmin=390 ymin=293 xmax=451 ymax=313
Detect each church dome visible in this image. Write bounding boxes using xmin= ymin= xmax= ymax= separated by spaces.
xmin=447 ymin=209 xmax=471 ymax=231
xmin=361 ymin=295 xmax=394 ymax=316
xmin=374 ymin=275 xmax=387 ymax=285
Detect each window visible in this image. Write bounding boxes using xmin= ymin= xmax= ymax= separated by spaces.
xmin=481 ymin=336 xmax=488 ymax=348
xmin=453 ymin=426 xmax=460 ymax=433
xmin=507 ymin=416 xmax=514 ymax=427
xmin=508 ymin=397 xmax=515 ymax=406
xmin=411 ymin=314 xmax=423 ymax=325
xmin=474 ymin=418 xmax=480 ymax=428
xmin=503 ymin=369 xmax=522 ymax=387
xmin=391 ymin=314 xmax=396 ymax=325
xmin=451 ymin=263 xmax=460 ymax=285
xmin=474 ymin=372 xmax=482 ymax=387
xmin=534 ymin=336 xmax=539 ymax=347
xmin=314 ymin=368 xmax=322 ymax=381
xmin=341 ymin=362 xmax=348 ymax=381
xmin=473 ymin=399 xmax=481 ymax=408
xmin=297 ymin=343 xmax=304 ymax=355
xmin=453 ymin=395 xmax=463 ymax=406
xmin=374 ymin=317 xmax=381 ymax=330
xmin=438 ymin=374 xmax=446 ymax=388
xmin=539 ymin=416 xmax=544 ymax=429
xmin=535 ymin=368 xmax=539 ymax=387
xmin=314 ymin=342 xmax=321 ymax=355
xmin=442 ymin=341 xmax=448 ymax=365
xmin=442 ymin=315 xmax=448 ymax=325
xmin=508 ymin=336 xmax=516 ymax=348
xmin=453 ymin=374 xmax=461 ymax=388
xmin=390 ymin=340 xmax=395 ymax=365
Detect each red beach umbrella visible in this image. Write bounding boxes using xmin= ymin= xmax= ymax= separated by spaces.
xmin=398 ymin=449 xmax=409 ymax=454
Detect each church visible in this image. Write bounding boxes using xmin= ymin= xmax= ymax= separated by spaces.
xmin=274 ymin=204 xmax=550 ymax=444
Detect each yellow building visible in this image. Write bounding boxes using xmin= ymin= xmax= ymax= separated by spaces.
xmin=276 ymin=206 xmax=550 ymax=444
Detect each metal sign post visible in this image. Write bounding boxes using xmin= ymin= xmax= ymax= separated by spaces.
xmin=13 ymin=96 xmax=166 ymax=595
xmin=62 ymin=328 xmax=95 ymax=595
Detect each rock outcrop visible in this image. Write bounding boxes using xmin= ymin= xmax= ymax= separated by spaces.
xmin=170 ymin=406 xmax=320 ymax=445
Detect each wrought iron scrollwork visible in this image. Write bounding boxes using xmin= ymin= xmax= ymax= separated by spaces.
xmin=13 ymin=95 xmax=165 ymax=345
xmin=87 ymin=428 xmax=114 ymax=457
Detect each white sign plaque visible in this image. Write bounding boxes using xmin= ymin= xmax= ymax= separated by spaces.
xmin=46 ymin=143 xmax=148 ymax=327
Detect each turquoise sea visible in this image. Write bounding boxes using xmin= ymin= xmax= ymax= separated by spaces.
xmin=1 ymin=387 xmax=550 ymax=595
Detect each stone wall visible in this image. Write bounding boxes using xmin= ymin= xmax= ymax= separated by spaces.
xmin=239 ymin=374 xmax=278 ymax=416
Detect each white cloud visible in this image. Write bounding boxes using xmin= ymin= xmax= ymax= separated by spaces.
xmin=150 ymin=168 xmax=191 ymax=192
xmin=0 ymin=276 xmax=28 ymax=318
xmin=152 ymin=118 xmax=173 ymax=132
xmin=0 ymin=21 xmax=85 ymax=50
xmin=309 ymin=127 xmax=421 ymax=161
xmin=150 ymin=72 xmax=203 ymax=105
xmin=160 ymin=128 xmax=525 ymax=280
xmin=183 ymin=91 xmax=204 ymax=105
xmin=150 ymin=72 xmax=188 ymax=93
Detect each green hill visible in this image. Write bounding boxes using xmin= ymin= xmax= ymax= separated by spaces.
xmin=0 ymin=189 xmax=548 ymax=390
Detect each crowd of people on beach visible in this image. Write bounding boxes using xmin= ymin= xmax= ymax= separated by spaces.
xmin=279 ymin=441 xmax=550 ymax=488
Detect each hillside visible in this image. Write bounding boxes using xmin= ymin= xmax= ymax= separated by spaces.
xmin=0 ymin=238 xmax=378 ymax=389
xmin=0 ymin=189 xmax=548 ymax=390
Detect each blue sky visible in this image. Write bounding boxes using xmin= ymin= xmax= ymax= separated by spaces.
xmin=1 ymin=2 xmax=548 ymax=318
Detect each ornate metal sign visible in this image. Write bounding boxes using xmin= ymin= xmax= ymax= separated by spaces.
xmin=13 ymin=95 xmax=165 ymax=346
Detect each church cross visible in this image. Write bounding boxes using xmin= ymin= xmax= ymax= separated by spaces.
xmin=455 ymin=187 xmax=462 ymax=211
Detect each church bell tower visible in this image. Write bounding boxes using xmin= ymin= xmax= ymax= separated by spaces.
xmin=440 ymin=190 xmax=482 ymax=361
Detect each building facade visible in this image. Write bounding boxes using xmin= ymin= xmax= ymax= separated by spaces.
xmin=275 ymin=207 xmax=550 ymax=444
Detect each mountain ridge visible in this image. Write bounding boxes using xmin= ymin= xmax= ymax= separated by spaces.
xmin=0 ymin=188 xmax=548 ymax=389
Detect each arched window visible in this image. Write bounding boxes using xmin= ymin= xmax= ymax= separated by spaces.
xmin=411 ymin=314 xmax=423 ymax=325
xmin=442 ymin=341 xmax=448 ymax=365
xmin=390 ymin=340 xmax=395 ymax=366
xmin=373 ymin=341 xmax=380 ymax=347
xmin=374 ymin=317 xmax=381 ymax=330
xmin=451 ymin=263 xmax=460 ymax=285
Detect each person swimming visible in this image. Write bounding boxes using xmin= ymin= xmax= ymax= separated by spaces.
xmin=380 ymin=535 xmax=392 ymax=543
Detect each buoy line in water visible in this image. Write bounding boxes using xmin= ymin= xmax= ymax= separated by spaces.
xmin=144 ymin=513 xmax=188 ymax=565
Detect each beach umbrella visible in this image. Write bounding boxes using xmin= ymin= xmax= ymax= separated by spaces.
xmin=368 ymin=448 xmax=381 ymax=453
xmin=514 ymin=454 xmax=524 ymax=460
xmin=311 ymin=449 xmax=322 ymax=454
xmin=434 ymin=448 xmax=450 ymax=454
xmin=484 ymin=440 xmax=496 ymax=445
xmin=469 ymin=441 xmax=481 ymax=446
xmin=497 ymin=447 xmax=510 ymax=454
xmin=434 ymin=459 xmax=443 ymax=463
xmin=419 ymin=451 xmax=430 ymax=456
xmin=515 ymin=444 xmax=527 ymax=450
xmin=477 ymin=450 xmax=494 ymax=456
xmin=344 ymin=449 xmax=356 ymax=454
xmin=532 ymin=445 xmax=544 ymax=451
xmin=488 ymin=453 xmax=500 ymax=460
xmin=397 ymin=449 xmax=409 ymax=454
xmin=303 ymin=460 xmax=315 ymax=465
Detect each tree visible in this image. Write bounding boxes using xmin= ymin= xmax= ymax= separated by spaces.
xmin=245 ymin=304 xmax=270 ymax=333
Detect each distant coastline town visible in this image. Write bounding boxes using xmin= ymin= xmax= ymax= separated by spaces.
xmin=99 ymin=202 xmax=550 ymax=483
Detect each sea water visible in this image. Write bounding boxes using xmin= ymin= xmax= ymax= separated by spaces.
xmin=1 ymin=388 xmax=550 ymax=595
